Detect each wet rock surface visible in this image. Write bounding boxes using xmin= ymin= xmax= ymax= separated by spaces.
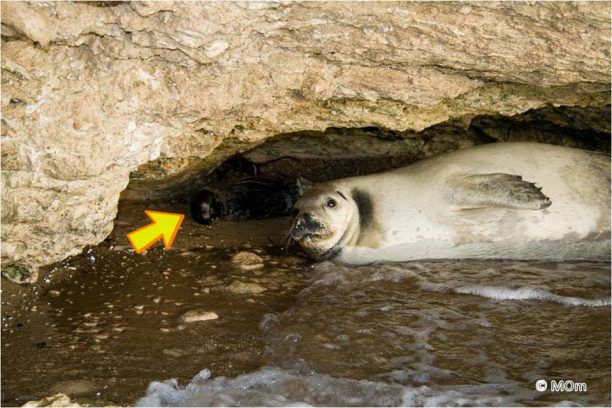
xmin=2 ymin=2 xmax=610 ymax=276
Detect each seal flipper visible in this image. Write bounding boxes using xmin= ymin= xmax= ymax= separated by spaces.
xmin=444 ymin=173 xmax=551 ymax=210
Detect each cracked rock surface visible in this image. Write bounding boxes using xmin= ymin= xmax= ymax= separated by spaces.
xmin=1 ymin=2 xmax=610 ymax=280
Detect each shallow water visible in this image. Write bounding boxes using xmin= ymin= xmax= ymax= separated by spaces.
xmin=138 ymin=261 xmax=611 ymax=407
xmin=2 ymin=200 xmax=610 ymax=406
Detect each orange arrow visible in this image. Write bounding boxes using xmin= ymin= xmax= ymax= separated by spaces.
xmin=127 ymin=211 xmax=185 ymax=254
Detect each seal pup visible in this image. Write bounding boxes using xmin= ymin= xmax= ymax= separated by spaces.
xmin=190 ymin=176 xmax=311 ymax=225
xmin=290 ymin=143 xmax=610 ymax=263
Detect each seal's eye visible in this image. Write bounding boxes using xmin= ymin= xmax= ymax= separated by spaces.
xmin=326 ymin=198 xmax=337 ymax=208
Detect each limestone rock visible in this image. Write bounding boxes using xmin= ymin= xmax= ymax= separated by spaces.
xmin=1 ymin=2 xmax=610 ymax=280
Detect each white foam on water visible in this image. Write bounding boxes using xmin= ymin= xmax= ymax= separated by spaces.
xmin=136 ymin=367 xmax=531 ymax=407
xmin=311 ymin=261 xmax=611 ymax=307
xmin=419 ymin=280 xmax=610 ymax=307
xmin=450 ymin=285 xmax=611 ymax=307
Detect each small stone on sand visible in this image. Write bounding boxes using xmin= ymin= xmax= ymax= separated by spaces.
xmin=226 ymin=280 xmax=266 ymax=295
xmin=180 ymin=309 xmax=219 ymax=323
xmin=231 ymin=251 xmax=264 ymax=270
xmin=22 ymin=393 xmax=82 ymax=408
xmin=50 ymin=380 xmax=96 ymax=396
xmin=163 ymin=348 xmax=186 ymax=357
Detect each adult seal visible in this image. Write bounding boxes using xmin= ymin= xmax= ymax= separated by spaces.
xmin=290 ymin=143 xmax=610 ymax=264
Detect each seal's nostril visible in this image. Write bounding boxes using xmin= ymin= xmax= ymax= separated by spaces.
xmin=303 ymin=212 xmax=313 ymax=222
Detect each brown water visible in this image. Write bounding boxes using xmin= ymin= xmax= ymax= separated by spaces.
xmin=1 ymin=200 xmax=610 ymax=406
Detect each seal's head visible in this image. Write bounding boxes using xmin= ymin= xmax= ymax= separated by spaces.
xmin=190 ymin=189 xmax=224 ymax=225
xmin=290 ymin=186 xmax=358 ymax=260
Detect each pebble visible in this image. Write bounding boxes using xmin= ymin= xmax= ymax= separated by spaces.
xmin=75 ymin=327 xmax=98 ymax=334
xmin=48 ymin=290 xmax=61 ymax=297
xmin=163 ymin=348 xmax=186 ymax=357
xmin=282 ymin=256 xmax=306 ymax=266
xmin=226 ymin=280 xmax=266 ymax=295
xmin=231 ymin=251 xmax=264 ymax=270
xmin=180 ymin=309 xmax=219 ymax=323
xmin=322 ymin=343 xmax=342 ymax=350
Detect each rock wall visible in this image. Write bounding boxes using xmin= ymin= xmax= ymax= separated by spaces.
xmin=1 ymin=1 xmax=610 ymax=281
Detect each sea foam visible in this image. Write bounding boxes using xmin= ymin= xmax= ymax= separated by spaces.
xmin=136 ymin=367 xmax=529 ymax=407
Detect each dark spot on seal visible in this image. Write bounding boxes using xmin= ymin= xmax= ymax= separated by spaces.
xmin=337 ymin=191 xmax=348 ymax=201
xmin=351 ymin=188 xmax=373 ymax=230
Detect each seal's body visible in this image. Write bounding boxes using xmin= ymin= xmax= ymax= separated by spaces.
xmin=290 ymin=143 xmax=610 ymax=264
